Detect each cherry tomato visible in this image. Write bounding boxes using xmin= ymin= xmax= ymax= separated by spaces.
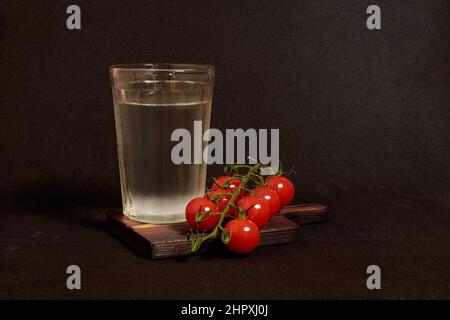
xmin=211 ymin=176 xmax=246 ymax=198
xmin=227 ymin=179 xmax=247 ymax=198
xmin=185 ymin=197 xmax=219 ymax=231
xmin=252 ymin=187 xmax=281 ymax=217
xmin=237 ymin=195 xmax=271 ymax=229
xmin=265 ymin=176 xmax=295 ymax=206
xmin=206 ymin=188 xmax=237 ymax=216
xmin=224 ymin=219 xmax=260 ymax=254
xmin=210 ymin=176 xmax=232 ymax=190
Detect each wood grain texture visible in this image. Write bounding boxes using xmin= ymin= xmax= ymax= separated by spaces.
xmin=106 ymin=203 xmax=327 ymax=259
xmin=280 ymin=203 xmax=328 ymax=225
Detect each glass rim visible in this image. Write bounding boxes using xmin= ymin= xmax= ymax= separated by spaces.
xmin=109 ymin=63 xmax=215 ymax=74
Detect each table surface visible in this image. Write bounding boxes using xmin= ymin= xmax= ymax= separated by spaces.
xmin=1 ymin=188 xmax=449 ymax=299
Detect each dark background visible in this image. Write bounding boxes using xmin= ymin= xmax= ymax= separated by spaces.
xmin=1 ymin=0 xmax=449 ymax=299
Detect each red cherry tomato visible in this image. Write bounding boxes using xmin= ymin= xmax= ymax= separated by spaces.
xmin=237 ymin=195 xmax=271 ymax=229
xmin=185 ymin=197 xmax=219 ymax=231
xmin=252 ymin=187 xmax=281 ymax=217
xmin=224 ymin=219 xmax=260 ymax=254
xmin=206 ymin=188 xmax=237 ymax=216
xmin=227 ymin=179 xmax=247 ymax=198
xmin=210 ymin=176 xmax=232 ymax=190
xmin=265 ymin=176 xmax=295 ymax=206
xmin=211 ymin=176 xmax=246 ymax=198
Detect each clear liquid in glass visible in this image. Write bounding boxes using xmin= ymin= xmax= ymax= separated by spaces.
xmin=113 ymin=80 xmax=212 ymax=223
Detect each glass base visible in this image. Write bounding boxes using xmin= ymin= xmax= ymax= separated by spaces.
xmin=124 ymin=211 xmax=186 ymax=224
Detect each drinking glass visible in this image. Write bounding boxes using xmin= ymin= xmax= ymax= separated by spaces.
xmin=110 ymin=64 xmax=215 ymax=223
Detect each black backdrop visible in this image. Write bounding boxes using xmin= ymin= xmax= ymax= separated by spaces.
xmin=1 ymin=0 xmax=450 ymax=299
xmin=1 ymin=0 xmax=449 ymax=204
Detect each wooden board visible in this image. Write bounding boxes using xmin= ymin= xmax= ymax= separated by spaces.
xmin=106 ymin=203 xmax=327 ymax=259
xmin=279 ymin=203 xmax=328 ymax=225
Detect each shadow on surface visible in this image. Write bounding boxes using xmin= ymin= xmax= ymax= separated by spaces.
xmin=3 ymin=183 xmax=120 ymax=232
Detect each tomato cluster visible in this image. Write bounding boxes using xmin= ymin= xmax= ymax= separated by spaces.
xmin=185 ymin=171 xmax=295 ymax=255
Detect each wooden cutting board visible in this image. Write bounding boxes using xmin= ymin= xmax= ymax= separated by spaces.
xmin=106 ymin=203 xmax=327 ymax=259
